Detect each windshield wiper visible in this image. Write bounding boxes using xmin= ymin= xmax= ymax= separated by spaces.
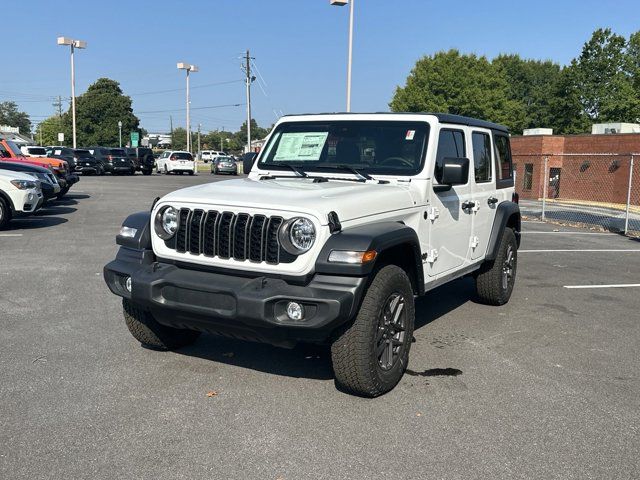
xmin=315 ymin=164 xmax=373 ymax=181
xmin=264 ymin=163 xmax=307 ymax=177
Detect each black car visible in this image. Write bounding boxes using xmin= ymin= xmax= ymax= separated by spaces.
xmin=47 ymin=146 xmax=77 ymax=169
xmin=125 ymin=147 xmax=155 ymax=175
xmin=74 ymin=149 xmax=104 ymax=175
xmin=0 ymin=161 xmax=60 ymax=202
xmin=89 ymin=147 xmax=134 ymax=175
xmin=109 ymin=148 xmax=136 ymax=175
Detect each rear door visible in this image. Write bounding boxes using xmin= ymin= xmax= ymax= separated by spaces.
xmin=426 ymin=127 xmax=474 ymax=277
xmin=469 ymin=130 xmax=497 ymax=260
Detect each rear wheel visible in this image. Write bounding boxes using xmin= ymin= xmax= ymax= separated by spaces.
xmin=188 ymin=170 xmax=194 ymax=176
xmin=475 ymin=228 xmax=517 ymax=305
xmin=0 ymin=197 xmax=11 ymax=230
xmin=331 ymin=265 xmax=415 ymax=397
xmin=122 ymin=299 xmax=200 ymax=350
xmin=142 ymin=169 xmax=152 ymax=176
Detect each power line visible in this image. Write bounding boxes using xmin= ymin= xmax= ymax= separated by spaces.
xmin=129 ymin=79 xmax=243 ymax=97
xmin=136 ymin=102 xmax=245 ymax=114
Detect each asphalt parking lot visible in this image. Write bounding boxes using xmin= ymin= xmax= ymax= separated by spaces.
xmin=1 ymin=174 xmax=639 ymax=480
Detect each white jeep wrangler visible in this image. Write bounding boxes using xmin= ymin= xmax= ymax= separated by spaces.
xmin=104 ymin=113 xmax=520 ymax=397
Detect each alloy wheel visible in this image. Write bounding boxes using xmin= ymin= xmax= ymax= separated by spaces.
xmin=502 ymin=245 xmax=514 ymax=290
xmin=376 ymin=293 xmax=407 ymax=370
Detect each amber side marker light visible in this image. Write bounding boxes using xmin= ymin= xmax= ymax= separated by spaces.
xmin=328 ymin=249 xmax=377 ymax=264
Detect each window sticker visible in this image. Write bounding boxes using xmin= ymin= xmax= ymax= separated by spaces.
xmin=405 ymin=130 xmax=415 ymax=140
xmin=273 ymin=132 xmax=329 ymax=161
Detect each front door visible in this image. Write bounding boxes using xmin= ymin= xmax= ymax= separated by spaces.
xmin=426 ymin=128 xmax=473 ymax=277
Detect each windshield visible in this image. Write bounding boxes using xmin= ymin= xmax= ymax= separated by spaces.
xmin=27 ymin=147 xmax=47 ymax=155
xmin=170 ymin=152 xmax=193 ymax=160
xmin=6 ymin=140 xmax=25 ymax=157
xmin=259 ymin=121 xmax=429 ymax=176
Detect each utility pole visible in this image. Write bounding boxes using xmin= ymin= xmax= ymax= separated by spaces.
xmin=170 ymin=115 xmax=173 ymax=147
xmin=243 ymin=50 xmax=255 ymax=154
xmin=221 ymin=126 xmax=224 ymax=152
xmin=197 ymin=123 xmax=201 ymax=160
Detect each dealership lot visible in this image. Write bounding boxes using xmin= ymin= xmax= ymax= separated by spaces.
xmin=1 ymin=175 xmax=639 ymax=479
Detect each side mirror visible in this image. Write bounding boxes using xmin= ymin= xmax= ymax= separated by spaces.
xmin=243 ymin=154 xmax=256 ymax=174
xmin=435 ymin=157 xmax=469 ymax=191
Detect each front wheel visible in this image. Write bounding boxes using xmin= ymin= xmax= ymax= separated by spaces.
xmin=56 ymin=186 xmax=70 ymax=200
xmin=475 ymin=228 xmax=518 ymax=305
xmin=0 ymin=196 xmax=11 ymax=230
xmin=122 ymin=299 xmax=200 ymax=350
xmin=331 ymin=264 xmax=415 ymax=397
xmin=142 ymin=169 xmax=152 ymax=176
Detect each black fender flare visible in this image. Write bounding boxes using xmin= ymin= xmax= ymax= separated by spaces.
xmin=315 ymin=221 xmax=424 ymax=294
xmin=485 ymin=201 xmax=521 ymax=261
xmin=116 ymin=211 xmax=152 ymax=250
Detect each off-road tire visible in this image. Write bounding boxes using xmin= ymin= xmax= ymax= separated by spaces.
xmin=331 ymin=264 xmax=415 ymax=397
xmin=476 ymin=227 xmax=517 ymax=306
xmin=0 ymin=197 xmax=11 ymax=230
xmin=122 ymin=299 xmax=201 ymax=350
xmin=142 ymin=169 xmax=152 ymax=176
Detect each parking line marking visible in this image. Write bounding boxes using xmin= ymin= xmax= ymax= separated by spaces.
xmin=564 ymin=284 xmax=640 ymax=289
xmin=519 ymin=249 xmax=640 ymax=253
xmin=0 ymin=234 xmax=23 ymax=237
xmin=522 ymin=232 xmax=619 ymax=235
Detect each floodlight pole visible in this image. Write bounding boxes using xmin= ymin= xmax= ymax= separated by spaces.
xmin=330 ymin=0 xmax=355 ymax=112
xmin=58 ymin=37 xmax=86 ymax=148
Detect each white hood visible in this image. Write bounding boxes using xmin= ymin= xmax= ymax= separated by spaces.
xmin=160 ymin=176 xmax=418 ymax=224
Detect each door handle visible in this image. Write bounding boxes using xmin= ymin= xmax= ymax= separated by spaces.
xmin=461 ymin=201 xmax=476 ymax=210
xmin=487 ymin=197 xmax=499 ymax=205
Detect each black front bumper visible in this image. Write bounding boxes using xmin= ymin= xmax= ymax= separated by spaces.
xmin=104 ymin=247 xmax=366 ymax=347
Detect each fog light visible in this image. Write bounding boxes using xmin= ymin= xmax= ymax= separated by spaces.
xmin=286 ymin=301 xmax=304 ymax=321
xmin=125 ymin=276 xmax=132 ymax=292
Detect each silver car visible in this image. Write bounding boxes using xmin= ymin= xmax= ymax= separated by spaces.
xmin=210 ymin=156 xmax=237 ymax=175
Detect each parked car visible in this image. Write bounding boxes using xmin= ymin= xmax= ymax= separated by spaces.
xmin=104 ymin=112 xmax=521 ymax=398
xmin=125 ymin=147 xmax=155 ymax=175
xmin=210 ymin=156 xmax=237 ymax=175
xmin=109 ymin=148 xmax=135 ymax=175
xmin=201 ymin=150 xmax=227 ymax=163
xmin=88 ymin=147 xmax=134 ymax=175
xmin=73 ymin=149 xmax=104 ymax=175
xmin=47 ymin=146 xmax=77 ymax=169
xmin=156 ymin=150 xmax=195 ymax=175
xmin=0 ymin=169 xmax=43 ymax=229
xmin=1 ymin=139 xmax=78 ymax=199
xmin=0 ymin=161 xmax=61 ymax=201
xmin=20 ymin=145 xmax=48 ymax=158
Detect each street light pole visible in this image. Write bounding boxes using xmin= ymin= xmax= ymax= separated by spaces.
xmin=177 ymin=62 xmax=198 ymax=153
xmin=57 ymin=37 xmax=86 ymax=148
xmin=118 ymin=120 xmax=122 ymax=148
xmin=330 ymin=0 xmax=354 ymax=112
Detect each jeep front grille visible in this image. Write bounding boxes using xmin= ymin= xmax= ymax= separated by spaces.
xmin=169 ymin=208 xmax=290 ymax=264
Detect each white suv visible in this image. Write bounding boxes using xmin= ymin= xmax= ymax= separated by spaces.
xmin=0 ymin=170 xmax=43 ymax=229
xmin=201 ymin=150 xmax=226 ymax=163
xmin=104 ymin=113 xmax=520 ymax=397
xmin=156 ymin=151 xmax=195 ymax=175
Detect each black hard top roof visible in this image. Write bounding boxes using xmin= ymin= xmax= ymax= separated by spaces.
xmin=281 ymin=112 xmax=509 ymax=133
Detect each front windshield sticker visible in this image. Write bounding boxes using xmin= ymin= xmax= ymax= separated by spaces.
xmin=273 ymin=132 xmax=329 ymax=161
xmin=405 ymin=130 xmax=415 ymax=140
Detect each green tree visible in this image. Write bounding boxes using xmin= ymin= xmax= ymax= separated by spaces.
xmin=171 ymin=127 xmax=187 ymax=150
xmin=0 ymin=101 xmax=31 ymax=135
xmin=68 ymin=78 xmax=140 ymax=146
xmin=389 ymin=50 xmax=525 ymax=131
xmin=567 ymin=28 xmax=640 ymax=123
xmin=493 ymin=54 xmax=561 ymax=130
xmin=34 ymin=115 xmax=66 ymax=146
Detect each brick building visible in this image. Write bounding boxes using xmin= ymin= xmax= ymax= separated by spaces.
xmin=511 ymin=133 xmax=640 ymax=206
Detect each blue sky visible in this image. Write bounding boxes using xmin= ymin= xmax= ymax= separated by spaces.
xmin=2 ymin=0 xmax=638 ymax=134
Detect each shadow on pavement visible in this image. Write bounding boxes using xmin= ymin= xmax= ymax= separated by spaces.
xmin=36 ymin=206 xmax=77 ymax=216
xmin=9 ymin=216 xmax=69 ymax=229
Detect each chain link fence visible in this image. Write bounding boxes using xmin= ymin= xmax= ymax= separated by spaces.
xmin=514 ymin=153 xmax=640 ymax=236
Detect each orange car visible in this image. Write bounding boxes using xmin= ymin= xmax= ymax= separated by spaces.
xmin=0 ymin=138 xmax=78 ymax=197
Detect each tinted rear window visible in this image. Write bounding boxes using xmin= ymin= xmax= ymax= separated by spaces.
xmin=110 ymin=149 xmax=126 ymax=156
xmin=170 ymin=152 xmax=193 ymax=160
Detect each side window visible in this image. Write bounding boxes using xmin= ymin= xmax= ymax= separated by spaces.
xmin=0 ymin=144 xmax=10 ymax=158
xmin=494 ymin=134 xmax=513 ymax=180
xmin=472 ymin=132 xmax=492 ymax=183
xmin=434 ymin=129 xmax=465 ymax=183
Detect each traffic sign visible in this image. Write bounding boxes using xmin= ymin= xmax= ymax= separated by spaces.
xmin=130 ymin=131 xmax=139 ymax=147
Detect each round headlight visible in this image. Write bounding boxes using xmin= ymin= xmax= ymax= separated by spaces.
xmin=162 ymin=206 xmax=179 ymax=235
xmin=280 ymin=217 xmax=316 ymax=254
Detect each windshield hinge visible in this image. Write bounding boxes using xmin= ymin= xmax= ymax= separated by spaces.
xmin=425 ymin=249 xmax=438 ymax=264
xmin=427 ymin=206 xmax=439 ymax=221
